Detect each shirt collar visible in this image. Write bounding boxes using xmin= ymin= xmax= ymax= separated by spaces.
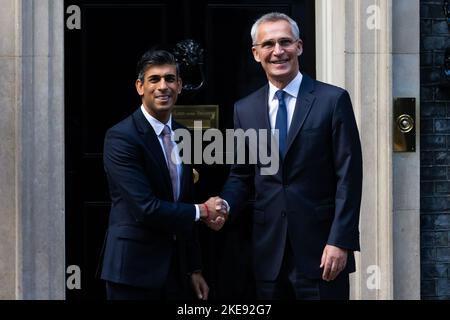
xmin=268 ymin=71 xmax=303 ymax=101
xmin=140 ymin=105 xmax=172 ymax=136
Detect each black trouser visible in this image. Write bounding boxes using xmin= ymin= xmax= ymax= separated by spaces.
xmin=256 ymin=240 xmax=349 ymax=300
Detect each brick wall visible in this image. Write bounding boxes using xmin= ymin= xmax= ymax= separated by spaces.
xmin=420 ymin=0 xmax=450 ymax=299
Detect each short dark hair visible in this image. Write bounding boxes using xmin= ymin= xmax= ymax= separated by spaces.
xmin=136 ymin=49 xmax=179 ymax=83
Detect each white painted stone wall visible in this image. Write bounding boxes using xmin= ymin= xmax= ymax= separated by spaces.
xmin=392 ymin=0 xmax=420 ymax=300
xmin=316 ymin=0 xmax=420 ymax=299
xmin=0 ymin=0 xmax=65 ymax=299
xmin=0 ymin=0 xmax=19 ymax=299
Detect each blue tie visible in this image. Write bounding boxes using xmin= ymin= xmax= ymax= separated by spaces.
xmin=275 ymin=90 xmax=288 ymax=158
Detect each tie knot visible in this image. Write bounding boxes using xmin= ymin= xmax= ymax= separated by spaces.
xmin=275 ymin=90 xmax=285 ymax=101
xmin=161 ymin=125 xmax=171 ymax=137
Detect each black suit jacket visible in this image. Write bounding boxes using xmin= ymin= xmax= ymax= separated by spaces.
xmin=221 ymin=74 xmax=363 ymax=281
xmin=101 ymin=108 xmax=201 ymax=289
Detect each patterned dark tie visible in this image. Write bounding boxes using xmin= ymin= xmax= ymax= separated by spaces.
xmin=275 ymin=90 xmax=288 ymax=158
xmin=161 ymin=125 xmax=178 ymax=201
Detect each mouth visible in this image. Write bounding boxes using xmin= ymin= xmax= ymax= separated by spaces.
xmin=155 ymin=95 xmax=171 ymax=102
xmin=270 ymin=59 xmax=289 ymax=65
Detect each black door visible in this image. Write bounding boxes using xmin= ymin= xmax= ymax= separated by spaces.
xmin=65 ymin=0 xmax=315 ymax=300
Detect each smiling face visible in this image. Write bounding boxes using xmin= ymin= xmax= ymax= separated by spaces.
xmin=252 ymin=19 xmax=303 ymax=88
xmin=135 ymin=64 xmax=182 ymax=123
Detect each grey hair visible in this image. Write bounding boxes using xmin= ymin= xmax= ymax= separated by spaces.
xmin=250 ymin=12 xmax=300 ymax=44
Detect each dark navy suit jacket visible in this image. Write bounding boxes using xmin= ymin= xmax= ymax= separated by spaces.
xmin=101 ymin=108 xmax=201 ymax=289
xmin=221 ymin=74 xmax=363 ymax=281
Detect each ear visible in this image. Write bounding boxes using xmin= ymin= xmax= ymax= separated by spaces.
xmin=135 ymin=79 xmax=144 ymax=96
xmin=177 ymin=78 xmax=183 ymax=94
xmin=296 ymin=39 xmax=304 ymax=56
xmin=252 ymin=47 xmax=261 ymax=63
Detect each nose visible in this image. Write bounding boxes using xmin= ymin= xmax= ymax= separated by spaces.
xmin=273 ymin=42 xmax=285 ymax=55
xmin=158 ymin=79 xmax=168 ymax=90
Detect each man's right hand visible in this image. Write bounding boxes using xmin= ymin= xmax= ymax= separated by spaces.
xmin=198 ymin=196 xmax=228 ymax=231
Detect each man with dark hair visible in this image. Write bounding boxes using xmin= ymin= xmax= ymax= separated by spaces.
xmin=217 ymin=12 xmax=363 ymax=300
xmin=100 ymin=49 xmax=224 ymax=299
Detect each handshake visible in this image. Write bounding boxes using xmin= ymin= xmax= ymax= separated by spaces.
xmin=197 ymin=196 xmax=229 ymax=231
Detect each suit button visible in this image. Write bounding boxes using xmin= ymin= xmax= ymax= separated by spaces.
xmin=281 ymin=211 xmax=287 ymax=217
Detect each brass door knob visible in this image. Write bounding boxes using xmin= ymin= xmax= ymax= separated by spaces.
xmin=193 ymin=169 xmax=199 ymax=184
xmin=396 ymin=114 xmax=414 ymax=133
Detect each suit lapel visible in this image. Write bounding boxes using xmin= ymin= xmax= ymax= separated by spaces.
xmin=255 ymin=85 xmax=272 ymax=131
xmin=253 ymin=85 xmax=274 ymax=157
xmin=132 ymin=109 xmax=173 ymax=199
xmin=286 ymin=74 xmax=316 ymax=154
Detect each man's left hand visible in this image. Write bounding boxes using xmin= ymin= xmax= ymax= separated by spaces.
xmin=191 ymin=271 xmax=209 ymax=300
xmin=203 ymin=196 xmax=228 ymax=231
xmin=320 ymin=245 xmax=348 ymax=281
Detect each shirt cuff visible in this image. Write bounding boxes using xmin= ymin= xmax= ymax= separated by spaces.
xmin=194 ymin=204 xmax=200 ymax=221
xmin=223 ymin=200 xmax=230 ymax=213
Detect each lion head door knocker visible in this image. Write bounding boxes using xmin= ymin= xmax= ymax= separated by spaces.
xmin=173 ymin=39 xmax=205 ymax=91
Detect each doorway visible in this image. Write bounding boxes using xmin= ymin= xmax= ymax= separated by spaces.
xmin=64 ymin=0 xmax=315 ymax=299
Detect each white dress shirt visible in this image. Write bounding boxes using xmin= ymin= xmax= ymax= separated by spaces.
xmin=268 ymin=71 xmax=303 ymax=133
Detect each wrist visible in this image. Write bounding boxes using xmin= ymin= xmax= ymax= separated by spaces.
xmin=200 ymin=203 xmax=209 ymax=220
xmin=188 ymin=269 xmax=202 ymax=276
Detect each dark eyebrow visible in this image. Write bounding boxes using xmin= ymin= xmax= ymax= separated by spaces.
xmin=147 ymin=74 xmax=176 ymax=79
